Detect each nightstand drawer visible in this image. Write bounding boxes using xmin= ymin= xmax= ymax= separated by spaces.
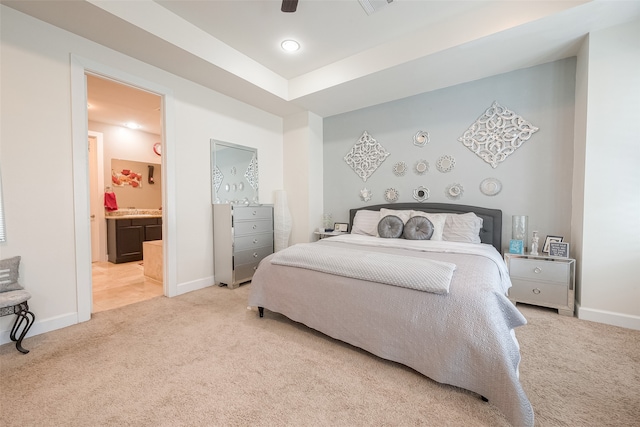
xmin=509 ymin=279 xmax=568 ymax=307
xmin=509 ymin=258 xmax=569 ymax=284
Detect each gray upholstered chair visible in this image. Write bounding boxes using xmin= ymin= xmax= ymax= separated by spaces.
xmin=0 ymin=256 xmax=35 ymax=354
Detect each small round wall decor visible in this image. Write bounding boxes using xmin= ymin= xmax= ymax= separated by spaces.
xmin=413 ymin=186 xmax=430 ymax=202
xmin=436 ymin=155 xmax=456 ymax=173
xmin=445 ymin=183 xmax=464 ymax=200
xmin=384 ymin=188 xmax=399 ymax=203
xmin=360 ymin=187 xmax=373 ymax=202
xmin=414 ymin=160 xmax=429 ymax=175
xmin=393 ymin=161 xmax=407 ymax=176
xmin=153 ymin=142 xmax=162 ymax=156
xmin=413 ymin=131 xmax=430 ymax=147
xmin=480 ymin=178 xmax=502 ymax=196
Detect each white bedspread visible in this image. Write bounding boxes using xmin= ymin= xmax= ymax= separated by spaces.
xmin=270 ymin=242 xmax=456 ymax=294
xmin=248 ymin=235 xmax=533 ymax=426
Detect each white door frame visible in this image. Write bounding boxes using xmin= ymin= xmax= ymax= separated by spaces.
xmin=70 ymin=54 xmax=178 ymax=323
xmin=88 ymin=131 xmax=106 ymax=262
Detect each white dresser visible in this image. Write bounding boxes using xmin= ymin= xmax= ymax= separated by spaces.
xmin=504 ymin=253 xmax=576 ymax=316
xmin=213 ymin=204 xmax=273 ymax=289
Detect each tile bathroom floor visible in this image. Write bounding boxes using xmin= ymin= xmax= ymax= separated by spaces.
xmin=92 ymin=261 xmax=164 ymax=313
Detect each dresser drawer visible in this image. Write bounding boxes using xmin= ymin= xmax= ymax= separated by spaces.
xmin=234 ymin=232 xmax=274 ymax=252
xmin=233 ymin=206 xmax=273 ymax=221
xmin=234 ymin=262 xmax=261 ymax=284
xmin=509 ymin=258 xmax=569 ymax=284
xmin=509 ymin=279 xmax=568 ymax=307
xmin=234 ymin=246 xmax=273 ymax=266
xmin=234 ymin=220 xmax=273 ymax=236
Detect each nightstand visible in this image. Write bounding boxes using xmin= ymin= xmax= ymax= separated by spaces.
xmin=314 ymin=231 xmax=347 ymax=239
xmin=504 ymin=253 xmax=575 ymax=316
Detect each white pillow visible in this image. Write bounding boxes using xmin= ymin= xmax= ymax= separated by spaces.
xmin=351 ymin=210 xmax=380 ymax=236
xmin=443 ymin=212 xmax=483 ymax=244
xmin=379 ymin=208 xmax=412 ymax=224
xmin=410 ymin=211 xmax=447 ymax=241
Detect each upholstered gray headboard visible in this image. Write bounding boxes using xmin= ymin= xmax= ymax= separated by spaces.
xmin=349 ymin=203 xmax=502 ymax=252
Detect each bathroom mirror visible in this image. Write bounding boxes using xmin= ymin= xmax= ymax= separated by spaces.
xmin=211 ymin=139 xmax=258 ymax=205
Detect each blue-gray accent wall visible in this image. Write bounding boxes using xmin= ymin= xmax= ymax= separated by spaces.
xmin=323 ymin=58 xmax=576 ymax=251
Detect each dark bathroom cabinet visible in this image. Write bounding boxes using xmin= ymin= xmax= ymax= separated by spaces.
xmin=107 ymin=217 xmax=162 ymax=263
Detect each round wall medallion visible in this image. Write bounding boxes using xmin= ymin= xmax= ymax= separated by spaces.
xmin=413 ymin=131 xmax=430 ymax=147
xmin=480 ymin=178 xmax=502 ymax=196
xmin=436 ymin=155 xmax=456 ymax=173
xmin=413 ymin=186 xmax=430 ymax=202
xmin=153 ymin=142 xmax=162 ymax=156
xmin=445 ymin=183 xmax=464 ymax=200
xmin=384 ymin=188 xmax=399 ymax=203
xmin=393 ymin=161 xmax=407 ymax=176
xmin=414 ymin=160 xmax=429 ymax=175
xmin=360 ymin=187 xmax=373 ymax=202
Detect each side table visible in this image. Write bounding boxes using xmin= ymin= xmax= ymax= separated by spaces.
xmin=504 ymin=253 xmax=576 ymax=316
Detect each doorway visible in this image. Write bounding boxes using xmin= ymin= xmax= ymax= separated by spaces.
xmin=86 ymin=73 xmax=164 ymax=313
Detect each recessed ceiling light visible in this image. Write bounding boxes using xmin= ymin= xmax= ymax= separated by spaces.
xmin=125 ymin=122 xmax=141 ymax=129
xmin=281 ymin=39 xmax=300 ymax=52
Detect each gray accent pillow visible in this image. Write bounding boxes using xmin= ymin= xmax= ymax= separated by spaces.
xmin=403 ymin=216 xmax=434 ymax=240
xmin=377 ymin=215 xmax=404 ymax=238
xmin=0 ymin=256 xmax=23 ymax=293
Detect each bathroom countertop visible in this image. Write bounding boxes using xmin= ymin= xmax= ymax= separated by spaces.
xmin=106 ymin=214 xmax=162 ymax=219
xmin=105 ymin=209 xmax=162 ymax=219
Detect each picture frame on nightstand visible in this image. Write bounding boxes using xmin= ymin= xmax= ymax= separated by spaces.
xmin=542 ymin=235 xmax=563 ymax=253
xmin=549 ymin=241 xmax=570 ymax=258
xmin=334 ymin=222 xmax=349 ymax=232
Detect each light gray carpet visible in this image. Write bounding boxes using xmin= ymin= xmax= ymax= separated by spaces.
xmin=1 ymin=284 xmax=638 ymax=426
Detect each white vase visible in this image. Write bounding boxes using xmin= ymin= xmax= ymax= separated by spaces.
xmin=273 ymin=190 xmax=292 ymax=252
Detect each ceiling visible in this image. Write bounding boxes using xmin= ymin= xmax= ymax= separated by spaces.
xmin=4 ymin=0 xmax=640 ymax=133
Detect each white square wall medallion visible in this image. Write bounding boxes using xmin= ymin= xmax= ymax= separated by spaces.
xmin=344 ymin=131 xmax=390 ymax=182
xmin=458 ymin=101 xmax=539 ymax=168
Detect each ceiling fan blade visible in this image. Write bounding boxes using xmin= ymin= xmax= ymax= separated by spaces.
xmin=281 ymin=0 xmax=298 ymax=13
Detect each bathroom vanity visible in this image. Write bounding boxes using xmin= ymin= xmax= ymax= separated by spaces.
xmin=106 ymin=211 xmax=162 ymax=263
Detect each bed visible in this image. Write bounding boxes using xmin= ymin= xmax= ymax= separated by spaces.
xmin=247 ymin=203 xmax=533 ymax=426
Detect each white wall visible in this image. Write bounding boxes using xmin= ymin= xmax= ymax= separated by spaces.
xmin=283 ymin=111 xmax=324 ymax=245
xmin=576 ymin=19 xmax=640 ymax=328
xmin=0 ymin=6 xmax=284 ymax=341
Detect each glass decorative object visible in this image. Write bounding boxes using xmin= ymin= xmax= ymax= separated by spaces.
xmin=322 ymin=213 xmax=333 ymax=230
xmin=530 ymin=230 xmax=539 ymax=255
xmin=273 ymin=190 xmax=292 ymax=252
xmin=512 ymin=215 xmax=529 ymax=252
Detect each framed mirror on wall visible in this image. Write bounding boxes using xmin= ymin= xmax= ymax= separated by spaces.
xmin=210 ymin=139 xmax=259 ymax=205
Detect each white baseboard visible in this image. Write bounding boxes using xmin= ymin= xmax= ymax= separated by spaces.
xmin=1 ymin=279 xmax=214 ymax=347
xmin=176 ymin=276 xmax=214 ymax=295
xmin=576 ymin=303 xmax=640 ymax=331
xmin=0 ymin=311 xmax=79 ymax=346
